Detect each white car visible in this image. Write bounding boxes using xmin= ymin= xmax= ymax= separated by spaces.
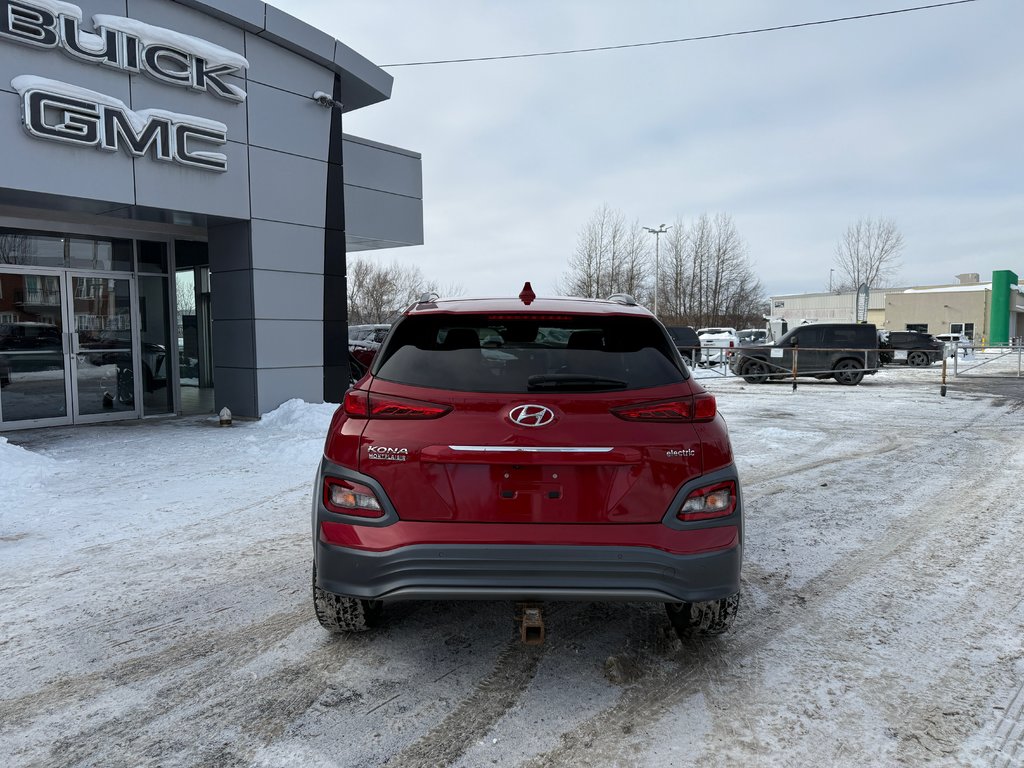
xmin=933 ymin=333 xmax=973 ymax=357
xmin=696 ymin=327 xmax=740 ymax=366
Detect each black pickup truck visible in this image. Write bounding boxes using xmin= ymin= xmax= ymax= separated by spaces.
xmin=729 ymin=323 xmax=879 ymax=386
xmin=878 ymin=331 xmax=944 ymax=367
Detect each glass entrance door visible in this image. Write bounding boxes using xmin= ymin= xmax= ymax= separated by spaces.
xmin=67 ymin=274 xmax=139 ymax=422
xmin=0 ymin=269 xmax=139 ymax=429
xmin=0 ymin=270 xmax=71 ymax=426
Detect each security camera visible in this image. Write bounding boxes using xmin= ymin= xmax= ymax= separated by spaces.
xmin=312 ymin=91 xmax=336 ymax=108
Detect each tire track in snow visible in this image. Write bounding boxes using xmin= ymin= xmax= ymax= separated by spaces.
xmin=988 ymin=676 xmax=1024 ymax=768
xmin=385 ymin=641 xmax=545 ymax=768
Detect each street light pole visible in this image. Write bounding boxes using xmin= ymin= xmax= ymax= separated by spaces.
xmin=829 ymin=268 xmax=834 ymax=293
xmin=643 ymin=224 xmax=670 ymax=317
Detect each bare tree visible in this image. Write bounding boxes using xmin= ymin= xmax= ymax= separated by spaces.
xmin=658 ymin=213 xmax=765 ymax=328
xmin=0 ymin=233 xmax=31 ymax=265
xmin=347 ymin=257 xmax=464 ymax=324
xmin=559 ymin=205 xmax=651 ymax=300
xmin=833 ymin=217 xmax=904 ymax=291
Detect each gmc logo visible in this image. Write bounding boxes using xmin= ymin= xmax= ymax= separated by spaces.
xmin=0 ymin=0 xmax=249 ymax=102
xmin=13 ymin=76 xmax=228 ymax=172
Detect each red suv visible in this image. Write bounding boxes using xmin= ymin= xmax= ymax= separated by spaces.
xmin=312 ymin=289 xmax=743 ymax=640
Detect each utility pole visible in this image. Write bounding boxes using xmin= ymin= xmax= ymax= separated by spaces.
xmin=829 ymin=268 xmax=835 ymax=293
xmin=643 ymin=224 xmax=670 ymax=317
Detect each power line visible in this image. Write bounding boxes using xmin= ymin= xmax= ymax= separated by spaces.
xmin=380 ymin=0 xmax=978 ymax=68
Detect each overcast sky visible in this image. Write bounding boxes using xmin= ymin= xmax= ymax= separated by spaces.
xmin=275 ymin=0 xmax=1022 ymax=300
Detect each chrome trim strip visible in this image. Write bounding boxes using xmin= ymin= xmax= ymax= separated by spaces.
xmin=447 ymin=446 xmax=615 ymax=453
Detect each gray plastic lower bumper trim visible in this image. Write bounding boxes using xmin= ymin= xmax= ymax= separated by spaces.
xmin=315 ymin=540 xmax=741 ymax=604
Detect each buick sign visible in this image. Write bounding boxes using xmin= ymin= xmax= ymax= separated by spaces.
xmin=2 ymin=0 xmax=247 ymax=171
xmin=0 ymin=0 xmax=249 ymax=101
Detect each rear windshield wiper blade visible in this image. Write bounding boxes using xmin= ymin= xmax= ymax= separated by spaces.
xmin=527 ymin=374 xmax=628 ymax=391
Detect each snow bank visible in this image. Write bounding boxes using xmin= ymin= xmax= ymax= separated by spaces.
xmin=256 ymin=399 xmax=338 ymax=435
xmin=0 ymin=436 xmax=58 ymax=488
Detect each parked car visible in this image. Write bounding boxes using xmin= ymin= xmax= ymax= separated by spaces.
xmin=312 ymin=289 xmax=743 ymax=640
xmin=348 ymin=324 xmax=392 ymax=368
xmin=730 ymin=323 xmax=879 ymax=385
xmin=933 ymin=333 xmax=974 ymax=357
xmin=737 ymin=328 xmax=768 ymax=345
xmin=878 ymin=330 xmax=944 ymax=367
xmin=696 ymin=327 xmax=739 ymax=366
xmin=664 ymin=325 xmax=700 ymax=364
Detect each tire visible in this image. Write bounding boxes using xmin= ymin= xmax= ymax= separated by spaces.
xmin=832 ymin=358 xmax=864 ymax=386
xmin=312 ymin=564 xmax=383 ymax=633
xmin=742 ymin=359 xmax=770 ymax=384
xmin=666 ymin=592 xmax=739 ymax=639
xmin=908 ymin=351 xmax=929 ymax=367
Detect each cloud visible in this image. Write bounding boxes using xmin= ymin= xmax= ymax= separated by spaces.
xmin=280 ymin=0 xmax=1024 ymax=300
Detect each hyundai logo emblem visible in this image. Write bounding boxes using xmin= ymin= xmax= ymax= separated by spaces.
xmin=509 ymin=404 xmax=555 ymax=427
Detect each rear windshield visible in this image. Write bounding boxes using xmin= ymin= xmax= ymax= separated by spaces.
xmin=374 ymin=314 xmax=687 ymax=393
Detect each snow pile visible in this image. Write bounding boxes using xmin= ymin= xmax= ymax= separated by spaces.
xmin=255 ymin=399 xmax=338 ymax=435
xmin=0 ymin=435 xmax=58 ymax=488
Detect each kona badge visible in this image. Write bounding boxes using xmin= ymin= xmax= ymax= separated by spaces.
xmin=509 ymin=404 xmax=555 ymax=427
xmin=368 ymin=446 xmax=409 ymax=462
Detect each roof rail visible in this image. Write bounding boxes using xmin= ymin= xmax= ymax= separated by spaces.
xmin=606 ymin=293 xmax=637 ymax=306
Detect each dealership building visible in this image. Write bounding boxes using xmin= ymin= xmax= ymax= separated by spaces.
xmin=0 ymin=0 xmax=423 ymax=430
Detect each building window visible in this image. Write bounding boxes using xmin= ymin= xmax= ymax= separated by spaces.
xmin=950 ymin=322 xmax=975 ymax=339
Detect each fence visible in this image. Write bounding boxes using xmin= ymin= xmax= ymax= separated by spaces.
xmin=951 ymin=344 xmax=1024 ymax=379
xmin=688 ymin=346 xmax=880 ymax=387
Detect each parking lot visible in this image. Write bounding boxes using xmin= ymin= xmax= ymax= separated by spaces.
xmin=1 ymin=368 xmax=1022 ymax=767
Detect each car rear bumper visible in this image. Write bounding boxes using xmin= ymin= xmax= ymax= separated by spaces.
xmin=315 ymin=538 xmax=742 ymax=603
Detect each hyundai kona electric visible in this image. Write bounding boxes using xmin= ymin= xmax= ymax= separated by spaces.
xmin=312 ymin=289 xmax=742 ymax=640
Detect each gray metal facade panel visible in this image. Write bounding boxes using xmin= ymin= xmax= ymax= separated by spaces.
xmin=250 ymin=219 xmax=324 ymax=274
xmin=212 ymin=319 xmax=256 ymax=368
xmin=210 ymin=270 xmax=254 ymax=321
xmin=172 ymin=0 xmax=266 ymax=33
xmin=127 ymin=0 xmax=247 ymax=55
xmin=134 ymin=141 xmax=251 ymax=219
xmin=342 ymin=139 xmax=423 ymax=199
xmin=213 ymin=366 xmax=258 ymax=417
xmin=259 ymin=5 xmax=336 ymax=66
xmin=0 ymin=30 xmax=132 ymax=100
xmin=128 ymin=74 xmax=249 ymax=145
xmin=254 ymin=319 xmax=323 ymax=368
xmin=252 ymin=270 xmax=324 ymax=321
xmin=343 ymin=185 xmax=424 ymax=247
xmin=0 ymin=91 xmax=136 ymax=205
xmin=246 ymin=81 xmax=331 ymax=162
xmin=332 ymin=39 xmax=394 ymax=105
xmin=206 ymin=221 xmax=252 ymax=272
xmin=243 ymin=33 xmax=334 ymax=98
xmin=248 ymin=147 xmax=327 ymax=228
xmin=257 ymin=365 xmax=324 ymax=413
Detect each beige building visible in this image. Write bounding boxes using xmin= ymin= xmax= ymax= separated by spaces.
xmin=769 ymin=273 xmax=1024 ymax=344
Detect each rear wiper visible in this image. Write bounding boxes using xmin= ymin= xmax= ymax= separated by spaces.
xmin=527 ymin=374 xmax=628 ymax=391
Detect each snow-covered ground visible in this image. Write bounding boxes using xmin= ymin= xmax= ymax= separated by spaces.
xmin=1 ymin=366 xmax=1023 ymax=767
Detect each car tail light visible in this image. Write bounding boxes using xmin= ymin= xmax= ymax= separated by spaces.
xmin=678 ymin=480 xmax=736 ymax=521
xmin=612 ymin=392 xmax=716 ymax=422
xmin=324 ymin=478 xmax=384 ymax=518
xmin=343 ymin=390 xmax=450 ymax=419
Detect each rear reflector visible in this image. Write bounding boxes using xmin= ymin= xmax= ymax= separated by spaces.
xmin=324 ymin=477 xmax=384 ymax=518
xmin=343 ymin=390 xmax=450 ymax=419
xmin=612 ymin=392 xmax=716 ymax=422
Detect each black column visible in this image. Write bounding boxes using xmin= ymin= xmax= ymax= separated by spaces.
xmin=323 ymin=73 xmax=350 ymax=403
